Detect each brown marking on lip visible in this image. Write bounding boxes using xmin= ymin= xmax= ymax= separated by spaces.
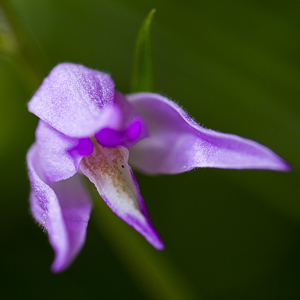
xmin=80 ymin=144 xmax=139 ymax=209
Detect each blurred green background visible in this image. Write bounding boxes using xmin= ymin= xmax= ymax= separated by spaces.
xmin=1 ymin=0 xmax=300 ymax=299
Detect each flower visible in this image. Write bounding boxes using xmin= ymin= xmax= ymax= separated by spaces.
xmin=27 ymin=63 xmax=290 ymax=272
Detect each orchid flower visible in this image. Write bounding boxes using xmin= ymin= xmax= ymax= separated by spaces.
xmin=26 ymin=63 xmax=290 ymax=272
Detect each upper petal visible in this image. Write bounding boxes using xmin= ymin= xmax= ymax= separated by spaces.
xmin=79 ymin=144 xmax=164 ymax=250
xmin=28 ymin=63 xmax=116 ymax=138
xmin=127 ymin=93 xmax=291 ymax=175
xmin=27 ymin=144 xmax=92 ymax=272
xmin=35 ymin=120 xmax=93 ymax=183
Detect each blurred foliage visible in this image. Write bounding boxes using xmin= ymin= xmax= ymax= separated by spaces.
xmin=0 ymin=0 xmax=300 ymax=299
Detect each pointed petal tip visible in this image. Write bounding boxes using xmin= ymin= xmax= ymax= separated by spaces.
xmin=157 ymin=244 xmax=165 ymax=250
xmin=153 ymin=243 xmax=165 ymax=251
xmin=153 ymin=239 xmax=165 ymax=250
xmin=142 ymin=220 xmax=165 ymax=250
xmin=249 ymin=149 xmax=292 ymax=172
xmin=123 ymin=213 xmax=164 ymax=250
xmin=51 ymin=261 xmax=68 ymax=273
xmin=276 ymin=159 xmax=293 ymax=172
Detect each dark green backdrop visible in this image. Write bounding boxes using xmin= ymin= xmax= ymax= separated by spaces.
xmin=1 ymin=0 xmax=300 ymax=299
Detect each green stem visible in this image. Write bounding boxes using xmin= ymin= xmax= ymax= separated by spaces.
xmin=92 ymin=191 xmax=199 ymax=300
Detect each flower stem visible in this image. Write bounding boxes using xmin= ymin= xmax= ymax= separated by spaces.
xmin=92 ymin=192 xmax=199 ymax=300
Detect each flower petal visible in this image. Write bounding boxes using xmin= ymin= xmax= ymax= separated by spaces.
xmin=28 ymin=63 xmax=116 ymax=138
xmin=95 ymin=92 xmax=149 ymax=148
xmin=35 ymin=120 xmax=93 ymax=183
xmin=127 ymin=93 xmax=291 ymax=174
xmin=79 ymin=144 xmax=164 ymax=250
xmin=27 ymin=144 xmax=92 ymax=272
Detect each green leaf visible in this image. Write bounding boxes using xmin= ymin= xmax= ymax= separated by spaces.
xmin=130 ymin=9 xmax=156 ymax=93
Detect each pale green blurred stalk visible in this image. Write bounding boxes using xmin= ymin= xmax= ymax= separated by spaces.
xmin=0 ymin=0 xmax=46 ymax=90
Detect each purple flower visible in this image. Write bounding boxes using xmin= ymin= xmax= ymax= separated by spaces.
xmin=27 ymin=63 xmax=290 ymax=272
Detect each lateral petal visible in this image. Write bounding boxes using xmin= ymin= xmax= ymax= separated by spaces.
xmin=127 ymin=93 xmax=291 ymax=175
xmin=79 ymin=144 xmax=164 ymax=250
xmin=27 ymin=144 xmax=92 ymax=273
